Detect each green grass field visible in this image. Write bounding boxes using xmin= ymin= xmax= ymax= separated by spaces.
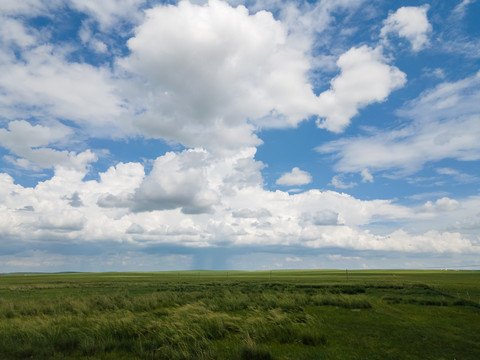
xmin=0 ymin=270 xmax=479 ymax=359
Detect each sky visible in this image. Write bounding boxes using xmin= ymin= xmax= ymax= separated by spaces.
xmin=0 ymin=0 xmax=479 ymax=272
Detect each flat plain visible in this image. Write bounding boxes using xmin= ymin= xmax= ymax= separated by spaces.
xmin=0 ymin=270 xmax=479 ymax=359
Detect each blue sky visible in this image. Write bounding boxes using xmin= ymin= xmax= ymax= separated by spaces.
xmin=0 ymin=0 xmax=479 ymax=272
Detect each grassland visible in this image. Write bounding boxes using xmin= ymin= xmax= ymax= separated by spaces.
xmin=0 ymin=270 xmax=479 ymax=359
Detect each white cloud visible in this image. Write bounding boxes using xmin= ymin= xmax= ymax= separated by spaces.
xmin=78 ymin=20 xmax=108 ymax=53
xmin=95 ymin=162 xmax=145 ymax=210
xmin=437 ymin=168 xmax=459 ymax=176
xmin=436 ymin=167 xmax=478 ymax=183
xmin=319 ymin=115 xmax=480 ymax=175
xmin=331 ymin=175 xmax=356 ymax=189
xmin=424 ymin=68 xmax=446 ymax=79
xmin=318 ymin=71 xmax=480 ymax=175
xmin=0 ymin=120 xmax=98 ymax=171
xmin=69 ymin=0 xmax=146 ymax=29
xmin=0 ymin=153 xmax=478 ymax=262
xmin=0 ymin=17 xmax=37 ymax=48
xmin=0 ymin=45 xmax=123 ymax=133
xmin=267 ymin=0 xmax=367 ymax=37
xmin=452 ymin=0 xmax=475 ymax=18
xmin=378 ymin=230 xmax=475 ymax=253
xmin=403 ymin=195 xmax=480 ymax=237
xmin=422 ymin=197 xmax=460 ymax=213
xmin=401 ymin=70 xmax=480 ymax=121
xmin=118 ymin=0 xmax=322 ymax=150
xmin=0 ymin=0 xmax=59 ymax=15
xmin=0 ymin=120 xmax=72 ymax=153
xmin=0 ymin=0 xmax=384 ymax=152
xmin=300 ymin=226 xmax=477 ymax=254
xmin=316 ymin=45 xmax=406 ymax=133
xmin=97 ymin=147 xmax=267 ymax=215
xmin=361 ymin=169 xmax=373 ymax=183
xmin=0 ymin=145 xmax=426 ymax=254
xmin=407 ymin=191 xmax=450 ymax=201
xmin=276 ymin=167 xmax=312 ymax=186
xmin=380 ymin=5 xmax=432 ymax=51
xmin=131 ymin=149 xmax=220 ymax=214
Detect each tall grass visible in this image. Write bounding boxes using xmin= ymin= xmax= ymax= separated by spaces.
xmin=0 ymin=271 xmax=479 ymax=359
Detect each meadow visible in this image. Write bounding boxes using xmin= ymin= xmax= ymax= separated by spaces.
xmin=0 ymin=270 xmax=479 ymax=359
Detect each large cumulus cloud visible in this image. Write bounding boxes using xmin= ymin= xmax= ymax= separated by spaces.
xmin=118 ymin=0 xmax=322 ymax=150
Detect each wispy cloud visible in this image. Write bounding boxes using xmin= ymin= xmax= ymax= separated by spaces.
xmin=317 ymin=71 xmax=480 ymax=175
xmin=452 ymin=0 xmax=475 ymax=19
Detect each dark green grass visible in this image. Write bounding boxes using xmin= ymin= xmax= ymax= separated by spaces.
xmin=0 ymin=270 xmax=479 ymax=359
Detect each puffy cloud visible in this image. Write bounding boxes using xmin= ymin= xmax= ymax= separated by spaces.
xmin=0 ymin=145 xmax=419 ymax=250
xmin=97 ymin=147 xmax=265 ymax=215
xmin=316 ymin=46 xmax=406 ymax=133
xmin=0 ymin=150 xmax=479 ymax=261
xmin=299 ymin=226 xmax=477 ymax=254
xmin=318 ymin=71 xmax=480 ymax=175
xmin=119 ymin=0 xmax=321 ymax=150
xmin=422 ymin=197 xmax=460 ymax=212
xmin=0 ymin=120 xmax=98 ymax=172
xmin=1 ymin=0 xmax=337 ymax=155
xmin=400 ymin=195 xmax=480 ymax=237
xmin=386 ymin=230 xmax=475 ymax=254
xmin=0 ymin=120 xmax=71 ymax=151
xmin=0 ymin=0 xmax=382 ymax=152
xmin=276 ymin=167 xmax=312 ymax=186
xmin=380 ymin=5 xmax=432 ymax=51
xmin=0 ymin=46 xmax=123 ymax=132
xmin=131 ymin=149 xmax=220 ymax=214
